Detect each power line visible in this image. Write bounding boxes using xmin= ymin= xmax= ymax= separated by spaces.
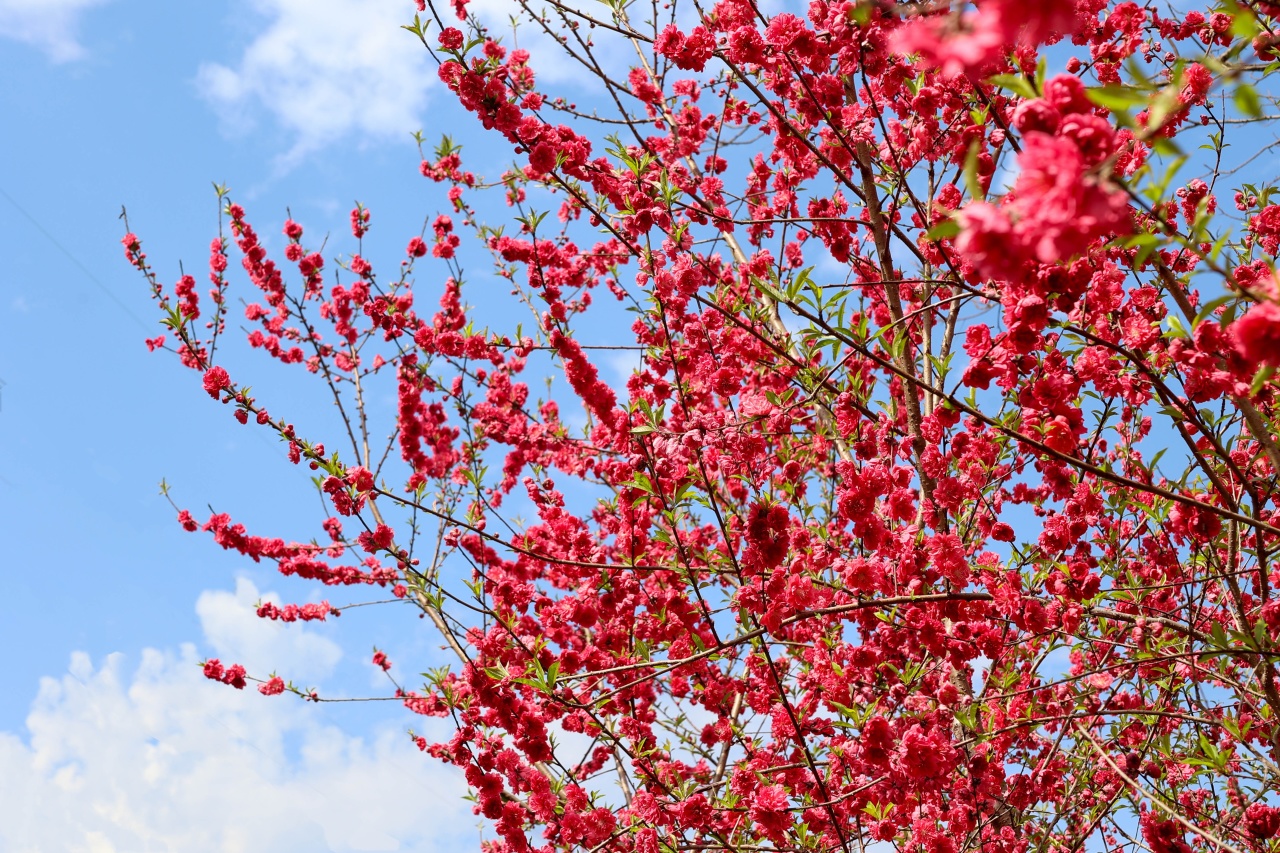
xmin=0 ymin=185 xmax=153 ymax=331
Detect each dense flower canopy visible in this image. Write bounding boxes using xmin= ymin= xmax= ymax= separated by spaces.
xmin=127 ymin=1 xmax=1280 ymax=853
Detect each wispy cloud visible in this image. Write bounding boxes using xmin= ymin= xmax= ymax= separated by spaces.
xmin=0 ymin=578 xmax=470 ymax=852
xmin=0 ymin=0 xmax=108 ymax=62
xmin=197 ymin=0 xmax=435 ymax=164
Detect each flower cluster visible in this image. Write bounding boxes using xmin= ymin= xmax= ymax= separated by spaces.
xmin=129 ymin=2 xmax=1280 ymax=853
xmin=202 ymin=659 xmax=247 ymax=690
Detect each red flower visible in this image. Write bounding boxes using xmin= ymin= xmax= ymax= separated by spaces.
xmin=346 ymin=466 xmax=376 ymax=493
xmin=350 ymin=205 xmax=371 ymax=238
xmin=1043 ymin=73 xmax=1093 ymax=114
xmin=258 ymin=676 xmax=286 ymax=696
xmin=1245 ymin=803 xmax=1280 ymax=839
xmin=655 ymin=25 xmax=716 ymax=71
xmin=1232 ymin=302 xmax=1280 ymax=367
xmin=358 ymin=523 xmax=395 ymax=553
xmin=438 ymin=27 xmax=464 ymax=50
xmin=745 ymin=501 xmax=790 ymax=570
xmin=1140 ymin=813 xmax=1192 ymax=853
xmin=891 ymin=14 xmax=1004 ymax=78
xmin=202 ymin=366 xmax=231 ymax=399
xmin=895 ymin=725 xmax=953 ymax=784
xmin=528 ymin=143 xmax=557 ymax=175
xmin=748 ymin=784 xmax=793 ymax=841
xmin=223 ymin=664 xmax=247 ymax=690
xmin=956 ymin=201 xmax=1019 ymax=281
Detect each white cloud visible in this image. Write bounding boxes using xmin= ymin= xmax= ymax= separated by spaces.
xmin=464 ymin=0 xmax=604 ymax=85
xmin=603 ymin=350 xmax=641 ymax=393
xmin=197 ymin=0 xmax=435 ymax=163
xmin=197 ymin=577 xmax=343 ymax=682
xmin=0 ymin=0 xmax=107 ymax=62
xmin=0 ymin=579 xmax=471 ymax=852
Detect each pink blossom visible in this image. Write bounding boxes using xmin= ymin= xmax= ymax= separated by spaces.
xmin=1245 ymin=803 xmax=1280 ymax=839
xmin=655 ymin=25 xmax=716 ymax=72
xmin=438 ymin=27 xmax=464 ymax=50
xmin=1012 ymin=99 xmax=1061 ymax=134
xmin=956 ymin=201 xmax=1020 ymax=280
xmin=891 ymin=14 xmax=1005 ymax=78
xmin=1043 ymin=73 xmax=1094 ymax=115
xmin=1232 ymin=302 xmax=1280 ymax=367
xmin=202 ymin=366 xmax=231 ymax=399
xmin=748 ymin=784 xmax=793 ymax=841
xmin=894 ymin=2 xmax=1081 ymax=77
xmin=258 ymin=676 xmax=286 ymax=696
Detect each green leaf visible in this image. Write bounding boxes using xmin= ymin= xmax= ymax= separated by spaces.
xmin=987 ymin=73 xmax=1037 ymax=100
xmin=1234 ymin=83 xmax=1263 ymax=118
xmin=1193 ymin=293 xmax=1235 ymax=327
xmin=1250 ymin=363 xmax=1276 ymax=396
xmin=1149 ymin=135 xmax=1185 ymax=159
xmin=1226 ymin=0 xmax=1262 ymax=38
xmin=962 ymin=141 xmax=984 ymax=201
xmin=924 ymin=218 xmax=961 ymax=241
xmin=1087 ymin=85 xmax=1149 ymax=112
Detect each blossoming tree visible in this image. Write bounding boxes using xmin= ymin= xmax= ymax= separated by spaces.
xmin=125 ymin=0 xmax=1280 ymax=851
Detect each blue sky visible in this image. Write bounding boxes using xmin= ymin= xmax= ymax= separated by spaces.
xmin=0 ymin=1 xmax=565 ymax=849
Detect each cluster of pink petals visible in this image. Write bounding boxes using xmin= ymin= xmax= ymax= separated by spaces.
xmin=957 ymin=136 xmax=1130 ymax=278
xmin=957 ymin=77 xmax=1131 ymax=280
xmin=202 ymin=659 xmax=247 ymax=689
xmin=894 ymin=0 xmax=1084 ymax=77
xmin=1232 ymin=301 xmax=1280 ymax=367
